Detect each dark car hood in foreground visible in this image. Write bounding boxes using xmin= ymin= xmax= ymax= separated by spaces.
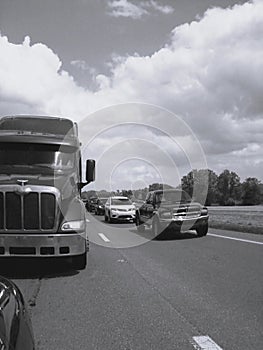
xmin=0 ymin=276 xmax=35 ymax=350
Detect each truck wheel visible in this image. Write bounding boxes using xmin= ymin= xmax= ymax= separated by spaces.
xmin=135 ymin=214 xmax=145 ymax=233
xmin=72 ymin=253 xmax=87 ymax=270
xmin=152 ymin=217 xmax=161 ymax=239
xmin=196 ymin=223 xmax=208 ymax=237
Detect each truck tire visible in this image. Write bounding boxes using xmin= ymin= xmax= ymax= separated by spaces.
xmin=135 ymin=214 xmax=145 ymax=233
xmin=72 ymin=252 xmax=87 ymax=270
xmin=196 ymin=223 xmax=208 ymax=237
xmin=152 ymin=216 xmax=161 ymax=239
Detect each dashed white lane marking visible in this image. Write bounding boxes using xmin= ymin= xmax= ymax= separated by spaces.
xmin=98 ymin=233 xmax=110 ymax=243
xmin=192 ymin=336 xmax=223 ymax=350
xmin=86 ymin=219 xmax=90 ymax=222
xmin=208 ymin=233 xmax=263 ymax=245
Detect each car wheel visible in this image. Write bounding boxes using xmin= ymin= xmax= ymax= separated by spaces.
xmin=135 ymin=214 xmax=145 ymax=233
xmin=109 ymin=213 xmax=113 ymax=223
xmin=196 ymin=223 xmax=208 ymax=237
xmin=72 ymin=253 xmax=87 ymax=270
xmin=152 ymin=216 xmax=161 ymax=238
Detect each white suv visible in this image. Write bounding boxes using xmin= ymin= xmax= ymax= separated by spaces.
xmin=104 ymin=196 xmax=136 ymax=223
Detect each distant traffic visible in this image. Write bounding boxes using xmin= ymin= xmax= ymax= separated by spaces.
xmin=83 ymin=189 xmax=209 ymax=239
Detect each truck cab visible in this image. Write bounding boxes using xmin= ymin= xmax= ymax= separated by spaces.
xmin=0 ymin=115 xmax=95 ymax=269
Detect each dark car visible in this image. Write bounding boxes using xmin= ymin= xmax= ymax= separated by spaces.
xmin=94 ymin=198 xmax=108 ymax=215
xmin=85 ymin=197 xmax=98 ymax=212
xmin=0 ymin=276 xmax=35 ymax=349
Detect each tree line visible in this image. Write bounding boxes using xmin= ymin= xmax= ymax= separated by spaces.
xmin=181 ymin=169 xmax=262 ymax=206
xmin=82 ymin=169 xmax=263 ymax=206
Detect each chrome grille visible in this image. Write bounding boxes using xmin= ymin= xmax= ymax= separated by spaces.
xmin=0 ymin=187 xmax=58 ymax=232
xmin=173 ymin=206 xmax=201 ymax=218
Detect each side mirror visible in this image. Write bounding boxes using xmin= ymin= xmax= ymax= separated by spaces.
xmin=86 ymin=159 xmax=95 ymax=183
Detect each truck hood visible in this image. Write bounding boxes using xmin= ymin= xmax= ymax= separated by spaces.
xmin=0 ymin=173 xmax=75 ymax=196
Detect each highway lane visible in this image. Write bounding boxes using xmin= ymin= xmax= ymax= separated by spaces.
xmin=1 ymin=213 xmax=262 ymax=350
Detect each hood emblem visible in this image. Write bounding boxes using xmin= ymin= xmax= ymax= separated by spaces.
xmin=17 ymin=179 xmax=29 ymax=186
xmin=15 ymin=179 xmax=31 ymax=195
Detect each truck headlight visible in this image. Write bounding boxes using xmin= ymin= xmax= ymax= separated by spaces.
xmin=61 ymin=220 xmax=85 ymax=232
xmin=173 ymin=215 xmax=183 ymax=221
xmin=160 ymin=211 xmax=172 ymax=218
xmin=200 ymin=208 xmax=208 ymax=216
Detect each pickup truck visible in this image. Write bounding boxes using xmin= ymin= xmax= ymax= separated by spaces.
xmin=135 ymin=189 xmax=209 ymax=238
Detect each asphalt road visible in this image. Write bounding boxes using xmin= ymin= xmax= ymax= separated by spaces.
xmin=1 ymin=213 xmax=263 ymax=350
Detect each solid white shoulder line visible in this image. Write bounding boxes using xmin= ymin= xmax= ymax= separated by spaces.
xmin=192 ymin=336 xmax=223 ymax=350
xmin=98 ymin=233 xmax=110 ymax=242
xmin=208 ymin=233 xmax=263 ymax=245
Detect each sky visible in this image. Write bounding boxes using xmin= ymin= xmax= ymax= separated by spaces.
xmin=0 ymin=0 xmax=262 ymax=191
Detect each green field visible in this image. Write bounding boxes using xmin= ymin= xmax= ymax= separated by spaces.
xmin=208 ymin=206 xmax=263 ymax=235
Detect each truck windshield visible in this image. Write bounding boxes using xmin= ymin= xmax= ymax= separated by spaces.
xmin=0 ymin=143 xmax=75 ymax=174
xmin=156 ymin=191 xmax=191 ymax=204
xmin=99 ymin=198 xmax=108 ymax=204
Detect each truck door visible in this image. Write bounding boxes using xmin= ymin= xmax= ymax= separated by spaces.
xmin=140 ymin=192 xmax=154 ymax=223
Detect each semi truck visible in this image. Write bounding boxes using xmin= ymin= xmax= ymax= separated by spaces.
xmin=0 ymin=115 xmax=95 ymax=270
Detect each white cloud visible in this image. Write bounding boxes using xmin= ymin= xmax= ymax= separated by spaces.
xmin=0 ymin=0 xmax=263 ymax=184
xmin=107 ymin=0 xmax=174 ymax=19
xmin=107 ymin=0 xmax=148 ymax=19
xmin=71 ymin=59 xmax=92 ymax=72
xmin=0 ymin=35 xmax=89 ymax=116
xmin=145 ymin=0 xmax=174 ymax=14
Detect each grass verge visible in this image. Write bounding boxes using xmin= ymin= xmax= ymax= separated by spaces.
xmin=208 ymin=206 xmax=263 ymax=235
